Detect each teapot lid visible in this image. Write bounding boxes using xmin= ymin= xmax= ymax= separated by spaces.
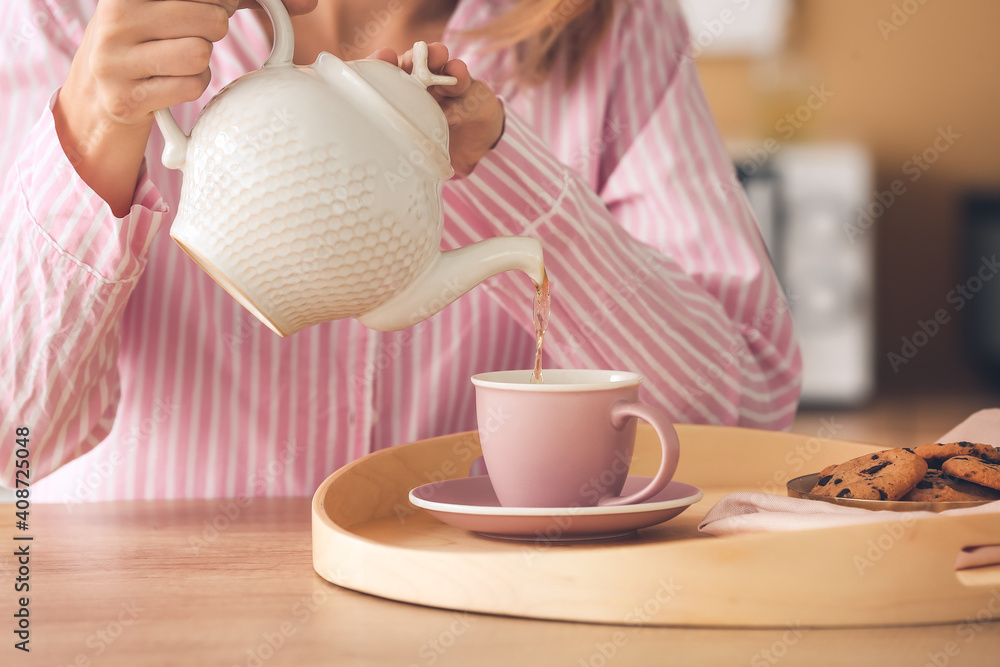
xmin=345 ymin=42 xmax=456 ymax=179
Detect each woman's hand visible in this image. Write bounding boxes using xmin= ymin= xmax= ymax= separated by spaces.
xmin=368 ymin=43 xmax=505 ymax=178
xmin=55 ymin=0 xmax=244 ymax=216
xmin=54 ymin=0 xmax=316 ymax=217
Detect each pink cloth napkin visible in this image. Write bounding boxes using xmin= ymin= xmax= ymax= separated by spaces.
xmin=697 ymin=409 xmax=1000 ymax=569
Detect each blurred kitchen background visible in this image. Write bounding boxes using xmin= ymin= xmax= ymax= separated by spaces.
xmin=679 ymin=0 xmax=1000 ymax=444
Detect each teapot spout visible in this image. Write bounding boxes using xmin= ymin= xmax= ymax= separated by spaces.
xmin=357 ymin=237 xmax=544 ymax=331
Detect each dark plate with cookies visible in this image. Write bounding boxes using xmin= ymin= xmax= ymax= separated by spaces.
xmin=787 ymin=441 xmax=1000 ymax=512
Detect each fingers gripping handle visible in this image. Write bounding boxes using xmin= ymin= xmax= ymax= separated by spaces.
xmin=599 ymin=401 xmax=681 ymax=507
xmin=153 ymin=0 xmax=295 ymax=171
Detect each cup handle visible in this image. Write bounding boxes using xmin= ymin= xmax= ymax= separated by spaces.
xmin=598 ymin=400 xmax=681 ymax=507
xmin=153 ymin=0 xmax=296 ymax=171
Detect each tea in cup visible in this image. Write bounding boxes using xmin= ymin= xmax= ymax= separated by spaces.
xmin=471 ymin=370 xmax=680 ymax=508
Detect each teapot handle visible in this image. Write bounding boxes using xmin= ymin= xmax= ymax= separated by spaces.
xmin=153 ymin=0 xmax=295 ymax=170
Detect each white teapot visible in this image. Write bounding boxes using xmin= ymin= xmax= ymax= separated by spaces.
xmin=154 ymin=0 xmax=544 ymax=335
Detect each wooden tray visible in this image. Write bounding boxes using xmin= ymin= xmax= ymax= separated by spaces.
xmin=311 ymin=424 xmax=1000 ymax=627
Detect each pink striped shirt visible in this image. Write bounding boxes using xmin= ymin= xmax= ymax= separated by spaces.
xmin=1 ymin=0 xmax=801 ymax=502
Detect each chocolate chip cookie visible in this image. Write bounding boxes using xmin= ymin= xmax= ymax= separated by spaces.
xmin=913 ymin=441 xmax=1000 ymax=468
xmin=900 ymin=469 xmax=1000 ymax=502
xmin=941 ymin=456 xmax=1000 ymax=491
xmin=811 ymin=448 xmax=927 ymax=500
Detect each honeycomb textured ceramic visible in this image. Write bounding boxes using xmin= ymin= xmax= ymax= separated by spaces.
xmin=154 ymin=0 xmax=544 ymax=336
xmin=172 ymin=69 xmax=441 ymax=330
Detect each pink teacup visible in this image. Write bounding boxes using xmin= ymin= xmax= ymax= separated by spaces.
xmin=471 ymin=370 xmax=681 ymax=508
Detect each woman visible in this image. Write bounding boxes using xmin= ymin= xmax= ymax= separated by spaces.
xmin=0 ymin=0 xmax=801 ymax=501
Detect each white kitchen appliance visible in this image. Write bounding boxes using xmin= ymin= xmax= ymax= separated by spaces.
xmin=735 ymin=143 xmax=876 ymax=406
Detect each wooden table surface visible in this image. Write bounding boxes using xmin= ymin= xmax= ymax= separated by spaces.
xmin=3 ymin=498 xmax=998 ymax=666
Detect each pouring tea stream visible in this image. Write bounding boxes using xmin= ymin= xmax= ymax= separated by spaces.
xmin=153 ymin=0 xmax=544 ymax=336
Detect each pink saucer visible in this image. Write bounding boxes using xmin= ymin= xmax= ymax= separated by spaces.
xmin=409 ymin=476 xmax=702 ymax=542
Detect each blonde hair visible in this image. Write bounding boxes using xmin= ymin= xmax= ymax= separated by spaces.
xmin=464 ymin=0 xmax=616 ymax=87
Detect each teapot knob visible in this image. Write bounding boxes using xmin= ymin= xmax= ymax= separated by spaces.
xmin=409 ymin=41 xmax=459 ymax=89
